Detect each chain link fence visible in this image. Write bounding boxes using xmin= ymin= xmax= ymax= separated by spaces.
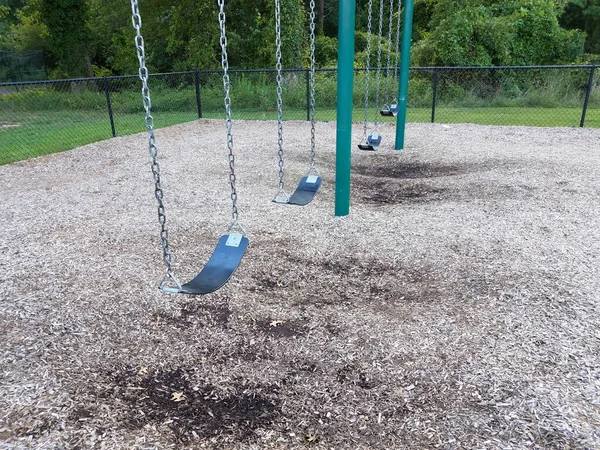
xmin=0 ymin=50 xmax=47 ymax=83
xmin=1 ymin=65 xmax=598 ymax=165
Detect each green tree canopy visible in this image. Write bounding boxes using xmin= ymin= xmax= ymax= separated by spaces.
xmin=413 ymin=0 xmax=585 ymax=66
xmin=561 ymin=0 xmax=600 ymax=56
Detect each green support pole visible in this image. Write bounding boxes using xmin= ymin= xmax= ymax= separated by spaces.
xmin=334 ymin=0 xmax=356 ymax=216
xmin=394 ymin=0 xmax=414 ymax=150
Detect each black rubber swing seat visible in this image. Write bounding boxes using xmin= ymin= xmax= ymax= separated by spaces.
xmin=175 ymin=233 xmax=249 ymax=295
xmin=288 ymin=175 xmax=322 ymax=205
xmin=358 ymin=133 xmax=382 ymax=151
xmin=380 ymin=104 xmax=399 ymax=117
xmin=358 ymin=143 xmax=378 ymax=151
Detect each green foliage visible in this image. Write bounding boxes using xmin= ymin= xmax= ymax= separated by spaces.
xmin=280 ymin=0 xmax=305 ymax=67
xmin=560 ymin=0 xmax=600 ymax=54
xmin=1 ymin=0 xmax=597 ymax=80
xmin=1 ymin=0 xmax=49 ymax=52
xmin=314 ymin=34 xmax=337 ymax=66
xmin=413 ymin=0 xmax=585 ymax=66
xmin=39 ymin=0 xmax=94 ymax=77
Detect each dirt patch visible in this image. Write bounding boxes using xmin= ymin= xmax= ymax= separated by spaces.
xmin=255 ymin=318 xmax=308 ymax=338
xmin=152 ymin=302 xmax=231 ymax=329
xmin=247 ymin=252 xmax=445 ymax=311
xmin=100 ymin=367 xmax=280 ymax=444
xmin=356 ymin=179 xmax=449 ymax=204
xmin=353 ymin=161 xmax=465 ymax=179
xmin=352 ymin=159 xmax=524 ymax=180
xmin=353 ymin=177 xmax=536 ymax=205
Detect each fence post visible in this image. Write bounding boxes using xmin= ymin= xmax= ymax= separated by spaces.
xmin=194 ymin=69 xmax=202 ymax=119
xmin=431 ymin=68 xmax=438 ymax=123
xmin=580 ymin=65 xmax=595 ymax=128
xmin=305 ymin=69 xmax=310 ymax=121
xmin=103 ymin=77 xmax=116 ymax=138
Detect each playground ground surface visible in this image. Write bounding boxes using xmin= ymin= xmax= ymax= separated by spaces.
xmin=1 ymin=121 xmax=599 ymax=449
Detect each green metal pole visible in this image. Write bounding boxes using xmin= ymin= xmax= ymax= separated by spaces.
xmin=334 ymin=0 xmax=356 ymax=216
xmin=394 ymin=0 xmax=414 ymax=150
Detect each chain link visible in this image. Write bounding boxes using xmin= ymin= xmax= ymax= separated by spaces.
xmin=308 ymin=0 xmax=317 ymax=170
xmin=373 ymin=0 xmax=384 ymax=131
xmin=130 ymin=0 xmax=176 ymax=283
xmin=274 ymin=0 xmax=286 ymax=193
xmin=362 ymin=0 xmax=374 ymax=141
xmin=393 ymin=0 xmax=402 ymax=100
xmin=383 ymin=0 xmax=395 ymax=106
xmin=217 ymin=0 xmax=240 ymax=223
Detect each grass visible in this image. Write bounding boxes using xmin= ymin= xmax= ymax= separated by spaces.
xmin=1 ymin=105 xmax=598 ymax=165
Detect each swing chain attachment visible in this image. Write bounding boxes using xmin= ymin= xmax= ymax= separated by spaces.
xmin=308 ymin=0 xmax=317 ymax=169
xmin=383 ymin=0 xmax=395 ymax=107
xmin=131 ymin=0 xmax=180 ymax=290
xmin=273 ymin=0 xmax=290 ymax=203
xmin=362 ymin=0 xmax=374 ymax=141
xmin=373 ymin=0 xmax=384 ymax=131
xmin=392 ymin=0 xmax=402 ymax=103
xmin=217 ymin=0 xmax=240 ymax=224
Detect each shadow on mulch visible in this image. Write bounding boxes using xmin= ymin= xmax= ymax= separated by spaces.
xmin=248 ymin=252 xmax=441 ymax=309
xmin=353 ymin=161 xmax=465 ymax=179
xmin=100 ymin=367 xmax=280 ymax=444
xmin=152 ymin=302 xmax=231 ymax=329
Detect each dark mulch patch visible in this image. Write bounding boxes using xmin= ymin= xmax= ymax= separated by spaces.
xmin=103 ymin=367 xmax=281 ymax=444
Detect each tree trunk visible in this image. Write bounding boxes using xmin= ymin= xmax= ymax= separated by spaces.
xmin=85 ymin=52 xmax=94 ymax=78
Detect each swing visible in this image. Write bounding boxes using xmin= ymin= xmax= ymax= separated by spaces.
xmin=359 ymin=0 xmax=385 ymax=151
xmin=380 ymin=0 xmax=402 ymax=118
xmin=272 ymin=0 xmax=322 ymax=206
xmin=131 ymin=0 xmax=248 ymax=295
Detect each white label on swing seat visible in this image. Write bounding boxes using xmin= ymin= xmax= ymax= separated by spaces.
xmin=226 ymin=233 xmax=243 ymax=247
xmin=306 ymin=175 xmax=318 ymax=184
xmin=371 ymin=133 xmax=380 ymax=140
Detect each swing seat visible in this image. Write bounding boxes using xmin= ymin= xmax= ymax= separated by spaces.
xmin=380 ymin=104 xmax=399 ymax=117
xmin=163 ymin=233 xmax=249 ymax=295
xmin=288 ymin=175 xmax=322 ymax=205
xmin=358 ymin=133 xmax=382 ymax=151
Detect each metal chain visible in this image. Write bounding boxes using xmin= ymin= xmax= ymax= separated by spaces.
xmin=274 ymin=0 xmax=286 ymax=193
xmin=308 ymin=0 xmax=317 ymax=170
xmin=362 ymin=0 xmax=374 ymax=141
xmin=217 ymin=0 xmax=240 ymax=224
xmin=373 ymin=0 xmax=384 ymax=131
xmin=130 ymin=0 xmax=178 ymax=287
xmin=383 ymin=0 xmax=395 ymax=106
xmin=393 ymin=0 xmax=402 ymax=100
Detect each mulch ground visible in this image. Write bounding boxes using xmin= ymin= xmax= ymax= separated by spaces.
xmin=1 ymin=121 xmax=599 ymax=449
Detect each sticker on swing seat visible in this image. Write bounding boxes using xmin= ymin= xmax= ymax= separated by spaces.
xmin=179 ymin=234 xmax=249 ymax=295
xmin=381 ymin=104 xmax=399 ymax=117
xmin=358 ymin=133 xmax=382 ymax=151
xmin=288 ymin=176 xmax=322 ymax=206
xmin=226 ymin=232 xmax=243 ymax=247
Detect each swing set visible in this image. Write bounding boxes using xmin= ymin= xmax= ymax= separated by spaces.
xmin=359 ymin=0 xmax=403 ymax=151
xmin=130 ymin=0 xmax=414 ymax=295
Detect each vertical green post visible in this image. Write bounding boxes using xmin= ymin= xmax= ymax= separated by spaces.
xmin=394 ymin=0 xmax=414 ymax=150
xmin=335 ymin=0 xmax=356 ymax=216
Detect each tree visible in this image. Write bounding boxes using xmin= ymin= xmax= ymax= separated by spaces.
xmin=561 ymin=0 xmax=600 ymax=55
xmin=39 ymin=0 xmax=94 ymax=77
xmin=1 ymin=0 xmax=50 ymax=52
xmin=413 ymin=0 xmax=585 ymax=66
